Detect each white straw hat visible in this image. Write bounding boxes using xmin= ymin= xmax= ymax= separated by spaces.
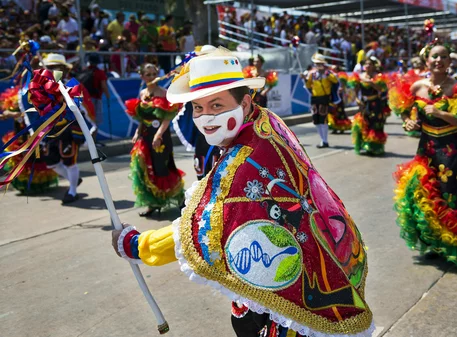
xmin=42 ymin=53 xmax=73 ymax=69
xmin=167 ymin=47 xmax=265 ymax=104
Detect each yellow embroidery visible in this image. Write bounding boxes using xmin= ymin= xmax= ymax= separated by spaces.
xmin=208 ymin=146 xmax=253 ymax=271
xmin=225 ymin=197 xmax=300 ymax=203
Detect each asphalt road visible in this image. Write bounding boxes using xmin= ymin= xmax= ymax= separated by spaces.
xmin=1 ymin=116 xmax=456 ymax=337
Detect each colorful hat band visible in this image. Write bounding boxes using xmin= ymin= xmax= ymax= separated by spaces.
xmin=189 ymin=71 xmax=244 ymax=92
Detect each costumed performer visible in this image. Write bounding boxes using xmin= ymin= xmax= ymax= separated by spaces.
xmin=243 ymin=54 xmax=278 ymax=108
xmin=328 ymin=68 xmax=352 ymax=134
xmin=1 ymin=86 xmax=58 ymax=193
xmin=112 ymin=47 xmax=373 ymax=337
xmin=392 ymin=41 xmax=457 ymax=264
xmin=126 ymin=63 xmax=185 ymax=217
xmin=41 ymin=53 xmax=86 ymax=203
xmin=172 ymin=45 xmax=221 ymax=180
xmin=350 ymin=56 xmax=388 ymax=156
xmin=304 ymin=53 xmax=338 ymax=148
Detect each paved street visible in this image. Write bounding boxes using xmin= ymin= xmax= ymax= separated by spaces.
xmin=1 ymin=117 xmax=456 ymax=337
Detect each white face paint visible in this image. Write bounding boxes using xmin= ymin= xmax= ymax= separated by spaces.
xmin=193 ymin=106 xmax=244 ymax=146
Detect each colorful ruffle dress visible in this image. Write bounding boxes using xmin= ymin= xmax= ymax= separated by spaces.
xmin=1 ymin=87 xmax=58 ymax=193
xmin=391 ymin=83 xmax=457 ymax=263
xmin=389 ymin=72 xmax=422 ymax=137
xmin=120 ymin=105 xmax=373 ymax=337
xmin=125 ymin=96 xmax=185 ymax=209
xmin=328 ymin=72 xmax=352 ymax=132
xmin=243 ymin=66 xmax=278 ymax=107
xmin=350 ymin=73 xmax=388 ymax=155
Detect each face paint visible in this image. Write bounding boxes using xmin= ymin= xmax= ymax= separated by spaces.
xmin=193 ymin=106 xmax=244 ymax=146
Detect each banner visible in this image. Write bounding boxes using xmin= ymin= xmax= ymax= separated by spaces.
xmin=395 ymin=0 xmax=444 ymax=11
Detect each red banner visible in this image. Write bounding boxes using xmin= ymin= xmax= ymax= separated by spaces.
xmin=395 ymin=0 xmax=444 ymax=11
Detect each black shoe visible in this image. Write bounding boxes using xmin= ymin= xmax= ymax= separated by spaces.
xmin=62 ymin=192 xmax=79 ymax=204
xmin=331 ymin=130 xmax=337 ymax=134
xmin=316 ymin=142 xmax=329 ymax=149
xmin=139 ymin=207 xmax=161 ymax=217
xmin=78 ymin=177 xmax=83 ymax=186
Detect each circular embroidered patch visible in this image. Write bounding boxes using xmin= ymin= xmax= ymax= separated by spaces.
xmin=225 ymin=220 xmax=302 ymax=290
xmin=152 ymin=120 xmax=161 ymax=128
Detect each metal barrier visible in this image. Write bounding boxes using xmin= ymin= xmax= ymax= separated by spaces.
xmin=0 ymin=48 xmax=182 ymax=78
xmin=217 ymin=20 xmax=347 ymax=70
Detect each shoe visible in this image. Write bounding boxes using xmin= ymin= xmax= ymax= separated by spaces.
xmin=316 ymin=142 xmax=329 ymax=149
xmin=139 ymin=207 xmax=161 ymax=217
xmin=331 ymin=130 xmax=337 ymax=134
xmin=78 ymin=177 xmax=83 ymax=186
xmin=62 ymin=192 xmax=79 ymax=204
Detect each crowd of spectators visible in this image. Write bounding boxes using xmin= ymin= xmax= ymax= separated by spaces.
xmin=221 ymin=7 xmax=440 ymax=71
xmin=0 ymin=0 xmax=197 ymax=78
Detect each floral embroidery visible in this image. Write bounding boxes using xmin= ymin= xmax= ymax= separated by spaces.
xmin=296 ymin=232 xmax=308 ymax=243
xmin=425 ymin=140 xmax=436 ymax=156
xmin=443 ymin=193 xmax=456 ymax=209
xmin=259 ymin=167 xmax=269 ymax=178
xmin=443 ymin=143 xmax=457 ymax=157
xmin=277 ymin=169 xmax=286 ymax=180
xmin=244 ymin=180 xmax=265 ymax=200
xmin=437 ymin=164 xmax=453 ymax=183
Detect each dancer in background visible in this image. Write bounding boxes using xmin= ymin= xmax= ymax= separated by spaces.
xmin=304 ymin=53 xmax=338 ymax=148
xmin=328 ymin=68 xmax=352 ymax=134
xmin=126 ymin=63 xmax=184 ymax=217
xmin=1 ymin=87 xmax=58 ymax=193
xmin=350 ymin=56 xmax=388 ymax=156
xmin=41 ymin=54 xmax=85 ymax=203
xmin=391 ymin=41 xmax=457 ymax=264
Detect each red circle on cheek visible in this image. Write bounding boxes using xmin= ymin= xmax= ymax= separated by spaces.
xmin=227 ymin=117 xmax=237 ymax=131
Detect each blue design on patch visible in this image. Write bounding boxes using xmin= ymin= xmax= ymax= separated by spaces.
xmin=198 ymin=145 xmax=242 ymax=265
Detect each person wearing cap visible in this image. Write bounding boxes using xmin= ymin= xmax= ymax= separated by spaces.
xmin=41 ymin=53 xmax=88 ymax=203
xmin=125 ymin=14 xmax=140 ymax=38
xmin=111 ymin=47 xmax=372 ymax=337
xmin=137 ymin=15 xmax=158 ymax=64
xmin=304 ymin=53 xmax=338 ymax=148
xmin=350 ymin=56 xmax=388 ymax=156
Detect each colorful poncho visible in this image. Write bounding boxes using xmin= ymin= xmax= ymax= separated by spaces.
xmin=126 ymin=105 xmax=374 ymax=337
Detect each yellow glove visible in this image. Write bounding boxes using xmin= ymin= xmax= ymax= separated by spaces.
xmin=138 ymin=225 xmax=177 ymax=266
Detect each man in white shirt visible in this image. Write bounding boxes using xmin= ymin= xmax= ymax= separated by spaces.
xmin=305 ymin=28 xmax=316 ymax=44
xmin=57 ymin=11 xmax=79 ymax=50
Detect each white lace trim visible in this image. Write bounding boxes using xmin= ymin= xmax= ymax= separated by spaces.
xmin=118 ymin=225 xmax=143 ymax=265
xmin=172 ymin=182 xmax=375 ymax=337
xmin=172 ymin=104 xmax=195 ymax=152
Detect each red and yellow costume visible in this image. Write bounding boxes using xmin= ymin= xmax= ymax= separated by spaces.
xmin=126 ymin=96 xmax=185 ymax=209
xmin=120 ymin=105 xmax=373 ymax=336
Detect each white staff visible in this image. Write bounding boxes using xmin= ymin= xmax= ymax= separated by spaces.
xmin=58 ymin=82 xmax=169 ymax=334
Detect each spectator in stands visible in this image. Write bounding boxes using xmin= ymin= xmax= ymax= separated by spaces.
xmin=179 ymin=21 xmax=195 ymax=54
xmin=340 ymin=35 xmax=352 ymax=70
xmin=304 ymin=25 xmax=316 ymax=44
xmin=107 ymin=12 xmax=125 ymax=46
xmin=0 ymin=39 xmax=15 ymax=79
xmin=125 ymin=14 xmax=140 ymax=38
xmin=93 ymin=8 xmax=109 ymax=40
xmin=57 ymin=11 xmax=79 ymax=50
xmin=37 ymin=0 xmax=52 ymax=24
xmin=158 ymin=14 xmax=177 ymax=73
xmin=138 ymin=15 xmax=158 ymax=63
xmin=82 ymin=8 xmax=94 ymax=35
